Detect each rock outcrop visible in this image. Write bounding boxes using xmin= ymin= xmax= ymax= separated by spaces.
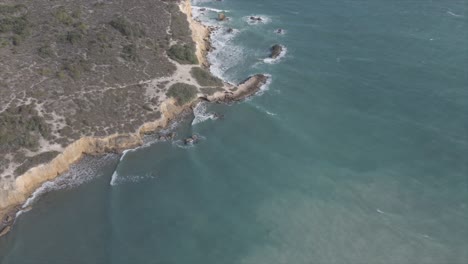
xmin=270 ymin=44 xmax=283 ymax=59
xmin=218 ymin=13 xmax=226 ymax=21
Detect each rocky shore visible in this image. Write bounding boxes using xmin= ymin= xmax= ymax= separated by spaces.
xmin=0 ymin=0 xmax=268 ymax=237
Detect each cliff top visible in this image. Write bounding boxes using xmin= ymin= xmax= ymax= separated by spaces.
xmin=0 ymin=0 xmax=201 ymax=180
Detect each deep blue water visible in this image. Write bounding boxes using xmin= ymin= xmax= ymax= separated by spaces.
xmin=1 ymin=0 xmax=467 ymax=263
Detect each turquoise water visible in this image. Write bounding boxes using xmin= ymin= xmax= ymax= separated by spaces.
xmin=1 ymin=0 xmax=468 ymax=263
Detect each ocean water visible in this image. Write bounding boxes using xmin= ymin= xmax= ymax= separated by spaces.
xmin=1 ymin=0 xmax=468 ymax=263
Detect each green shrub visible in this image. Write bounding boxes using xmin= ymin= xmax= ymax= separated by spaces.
xmin=167 ymin=44 xmax=198 ymax=64
xmin=190 ymin=67 xmax=223 ymax=87
xmin=66 ymin=31 xmax=82 ymax=44
xmin=0 ymin=4 xmax=29 ymax=46
xmin=11 ymin=34 xmax=22 ymax=46
xmin=166 ymin=83 xmax=198 ymax=105
xmin=54 ymin=7 xmax=73 ymax=25
xmin=56 ymin=70 xmax=67 ymax=79
xmin=74 ymin=22 xmax=88 ymax=33
xmin=38 ymin=45 xmax=53 ymax=58
xmin=63 ymin=59 xmax=90 ymax=79
xmin=121 ymin=44 xmax=138 ymax=61
xmin=0 ymin=4 xmax=26 ymax=15
xmin=0 ymin=104 xmax=50 ymax=151
xmin=109 ymin=17 xmax=145 ymax=38
xmin=167 ymin=3 xmax=191 ymax=43
xmin=0 ymin=16 xmax=29 ymax=35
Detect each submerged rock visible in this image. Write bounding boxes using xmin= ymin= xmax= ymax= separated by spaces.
xmin=184 ymin=135 xmax=199 ymax=145
xmin=275 ymin=28 xmax=285 ymax=34
xmin=270 ymin=44 xmax=283 ymax=59
xmin=218 ymin=12 xmax=226 ymax=21
xmin=226 ymin=28 xmax=234 ymax=34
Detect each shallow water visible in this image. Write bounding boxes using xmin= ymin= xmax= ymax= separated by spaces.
xmin=1 ymin=0 xmax=467 ymax=263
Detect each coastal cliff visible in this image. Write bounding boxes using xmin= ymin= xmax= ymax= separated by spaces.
xmin=0 ymin=0 xmax=268 ymax=237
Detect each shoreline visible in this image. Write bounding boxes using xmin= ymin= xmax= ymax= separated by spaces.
xmin=0 ymin=0 xmax=268 ymax=237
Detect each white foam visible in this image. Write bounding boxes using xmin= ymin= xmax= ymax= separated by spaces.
xmin=192 ymin=0 xmax=215 ymax=4
xmin=447 ymin=11 xmax=463 ymax=17
xmin=110 ymin=172 xmax=157 ymax=186
xmin=172 ymin=135 xmax=206 ymax=149
xmin=192 ymin=6 xmax=227 ymax=14
xmin=159 ymin=117 xmax=183 ymax=134
xmin=192 ymin=102 xmax=217 ymax=125
xmin=253 ymin=104 xmax=278 ymax=117
xmin=263 ymin=46 xmax=288 ymax=64
xmin=120 ymin=149 xmax=134 ymax=161
xmin=110 ymin=170 xmax=119 ymax=186
xmin=256 ymin=74 xmax=273 ymax=96
xmin=208 ymin=27 xmax=244 ymax=80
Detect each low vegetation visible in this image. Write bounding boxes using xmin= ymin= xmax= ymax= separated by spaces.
xmin=166 ymin=3 xmax=191 ymax=43
xmin=166 ymin=83 xmax=198 ymax=105
xmin=109 ymin=17 xmax=145 ymax=38
xmin=167 ymin=44 xmax=198 ymax=64
xmin=38 ymin=45 xmax=53 ymax=58
xmin=0 ymin=4 xmax=27 ymax=15
xmin=63 ymin=58 xmax=91 ymax=79
xmin=0 ymin=4 xmax=29 ymax=46
xmin=54 ymin=7 xmax=73 ymax=25
xmin=65 ymin=30 xmax=83 ymax=45
xmin=190 ymin=67 xmax=223 ymax=87
xmin=0 ymin=104 xmax=50 ymax=151
xmin=121 ymin=43 xmax=139 ymax=61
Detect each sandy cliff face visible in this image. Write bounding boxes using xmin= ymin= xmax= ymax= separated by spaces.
xmin=179 ymin=0 xmax=211 ymax=67
xmin=0 ymin=98 xmax=184 ymax=228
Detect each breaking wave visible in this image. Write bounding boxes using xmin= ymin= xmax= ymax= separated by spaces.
xmin=192 ymin=102 xmax=218 ymax=125
xmin=110 ymin=172 xmax=157 ymax=186
xmin=208 ymin=27 xmax=244 ymax=80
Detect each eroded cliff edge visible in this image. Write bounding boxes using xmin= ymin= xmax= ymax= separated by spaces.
xmin=0 ymin=0 xmax=268 ymax=236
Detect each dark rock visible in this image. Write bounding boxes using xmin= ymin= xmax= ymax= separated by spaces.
xmin=168 ymin=132 xmax=176 ymax=140
xmin=275 ymin=28 xmax=284 ymax=34
xmin=218 ymin=13 xmax=226 ymax=21
xmin=184 ymin=135 xmax=199 ymax=145
xmin=227 ymin=28 xmax=234 ymax=33
xmin=250 ymin=16 xmax=262 ymax=21
xmin=270 ymin=44 xmax=283 ymax=59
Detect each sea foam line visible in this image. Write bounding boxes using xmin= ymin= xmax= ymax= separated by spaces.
xmin=110 ymin=148 xmax=138 ymax=186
